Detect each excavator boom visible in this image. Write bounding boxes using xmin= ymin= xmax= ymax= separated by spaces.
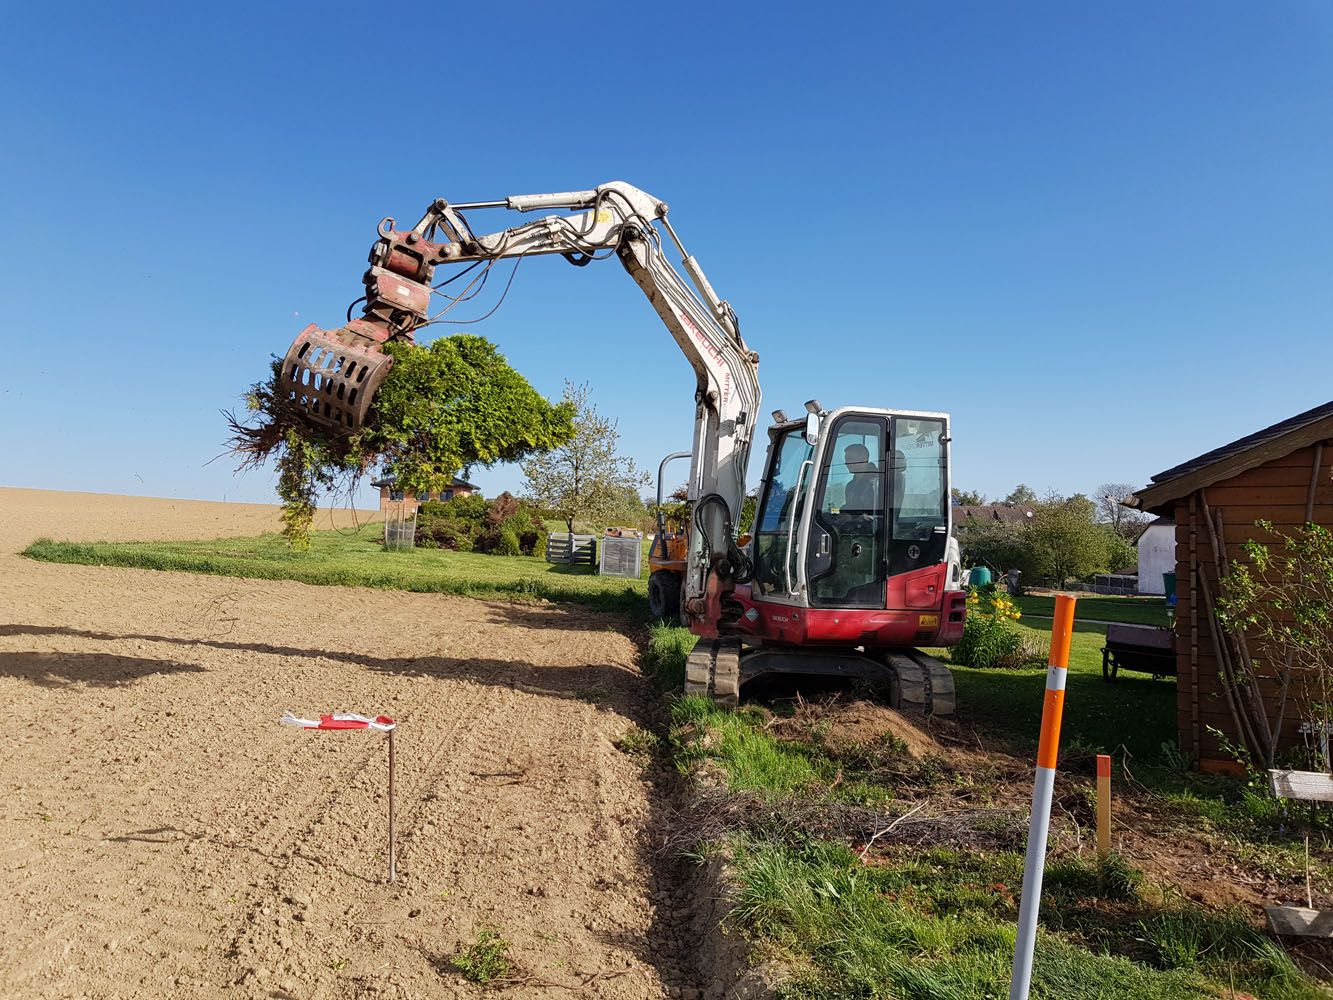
xmin=280 ymin=182 xmax=761 ymax=633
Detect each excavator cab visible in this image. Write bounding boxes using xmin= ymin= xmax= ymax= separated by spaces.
xmin=741 ymin=405 xmax=962 ymax=641
xmin=682 ymin=405 xmax=964 ymax=709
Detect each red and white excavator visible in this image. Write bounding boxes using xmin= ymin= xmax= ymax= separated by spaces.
xmin=280 ymin=181 xmax=964 ymax=711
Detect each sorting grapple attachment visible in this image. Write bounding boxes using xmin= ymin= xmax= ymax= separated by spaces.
xmin=280 ymin=320 xmax=397 ymax=432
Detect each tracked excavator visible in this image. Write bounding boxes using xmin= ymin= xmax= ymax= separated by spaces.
xmin=279 ymin=182 xmax=964 ymax=711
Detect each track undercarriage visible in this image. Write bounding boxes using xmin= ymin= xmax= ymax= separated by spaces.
xmin=684 ymin=639 xmax=956 ymax=716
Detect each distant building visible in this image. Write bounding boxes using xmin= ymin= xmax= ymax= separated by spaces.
xmin=1136 ymin=518 xmax=1175 ymax=595
xmin=951 ymin=503 xmax=1036 ymax=526
xmin=371 ymin=476 xmax=480 ymax=513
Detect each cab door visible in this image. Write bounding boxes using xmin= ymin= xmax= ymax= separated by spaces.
xmin=805 ymin=415 xmax=889 ymax=608
xmin=749 ymin=427 xmax=814 ymax=604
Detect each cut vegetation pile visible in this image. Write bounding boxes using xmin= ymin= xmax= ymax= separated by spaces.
xmin=663 ymin=692 xmax=1330 ymax=999
xmin=226 ymin=335 xmax=573 ymax=547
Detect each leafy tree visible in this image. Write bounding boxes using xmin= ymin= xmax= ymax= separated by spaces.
xmin=1104 ymin=530 xmax=1138 ymax=573
xmin=738 ymin=489 xmax=758 ymax=535
xmin=521 ymin=382 xmax=650 ymax=534
xmin=1026 ymin=493 xmax=1110 ymax=586
xmin=951 ymin=487 xmax=987 ymax=506
xmin=1004 ymin=484 xmax=1038 ymax=506
xmin=956 ymin=518 xmax=1029 ymax=574
xmin=230 ymin=334 xmax=573 ymax=549
xmin=366 ymin=336 xmax=576 ymax=494
xmin=1096 ymin=482 xmax=1149 ymax=539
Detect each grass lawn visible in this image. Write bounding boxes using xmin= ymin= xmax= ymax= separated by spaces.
xmin=944 ymin=619 xmax=1179 ymax=765
xmin=1016 ymin=593 xmax=1170 ymax=627
xmin=24 ymin=523 xmax=652 ymax=618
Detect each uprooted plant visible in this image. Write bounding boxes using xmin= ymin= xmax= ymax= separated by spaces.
xmin=227 ymin=335 xmax=574 ymax=549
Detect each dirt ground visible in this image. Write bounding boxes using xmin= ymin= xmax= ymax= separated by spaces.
xmin=0 ymin=488 xmax=708 ymax=1000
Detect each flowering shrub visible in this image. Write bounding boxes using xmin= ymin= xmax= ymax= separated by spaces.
xmin=952 ymin=587 xmax=1046 ymax=670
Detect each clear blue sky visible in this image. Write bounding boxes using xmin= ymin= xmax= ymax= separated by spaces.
xmin=3 ymin=2 xmax=1330 ymax=509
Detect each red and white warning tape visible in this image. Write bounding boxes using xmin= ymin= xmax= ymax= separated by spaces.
xmin=281 ymin=711 xmax=396 ymax=732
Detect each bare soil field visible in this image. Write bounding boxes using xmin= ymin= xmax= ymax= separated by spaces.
xmin=0 ymin=488 xmax=704 ymax=999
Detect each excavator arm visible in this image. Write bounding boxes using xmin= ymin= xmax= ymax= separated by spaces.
xmin=282 ymin=181 xmax=762 ymax=632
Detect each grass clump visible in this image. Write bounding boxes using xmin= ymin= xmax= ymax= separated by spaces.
xmin=642 ymin=622 xmax=697 ymax=689
xmin=450 ymin=926 xmax=512 ymax=984
xmin=727 ymin=837 xmax=1321 ymax=1000
xmin=672 ymin=696 xmax=838 ymax=799
xmin=669 ymin=696 xmax=898 ymax=807
xmin=615 ymin=724 xmax=660 ymax=759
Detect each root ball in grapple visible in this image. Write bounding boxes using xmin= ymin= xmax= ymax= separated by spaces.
xmin=227 ymin=334 xmax=574 ymax=548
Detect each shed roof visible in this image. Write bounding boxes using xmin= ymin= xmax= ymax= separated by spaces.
xmin=1129 ymin=400 xmax=1333 ymax=515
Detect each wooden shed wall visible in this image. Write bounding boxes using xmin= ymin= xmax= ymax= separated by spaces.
xmin=1173 ymin=442 xmax=1333 ymax=768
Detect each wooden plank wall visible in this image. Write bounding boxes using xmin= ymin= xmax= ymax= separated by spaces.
xmin=1175 ymin=442 xmax=1333 ymax=767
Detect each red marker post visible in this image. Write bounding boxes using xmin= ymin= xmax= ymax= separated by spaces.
xmin=281 ymin=711 xmax=398 ymax=883
xmin=1009 ymin=595 xmax=1076 ymax=1000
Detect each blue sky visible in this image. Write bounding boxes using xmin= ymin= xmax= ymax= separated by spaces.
xmin=2 ymin=2 xmax=1330 ymax=509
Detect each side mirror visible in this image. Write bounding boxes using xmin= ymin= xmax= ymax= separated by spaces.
xmin=804 ymin=412 xmax=820 ymax=445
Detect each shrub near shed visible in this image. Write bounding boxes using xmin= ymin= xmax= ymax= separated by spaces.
xmin=953 ymin=588 xmax=1047 ymax=669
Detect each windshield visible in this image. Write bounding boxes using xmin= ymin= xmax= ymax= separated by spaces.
xmin=752 ymin=429 xmax=814 ymax=597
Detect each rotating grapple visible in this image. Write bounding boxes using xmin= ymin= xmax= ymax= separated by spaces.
xmin=280 ymin=205 xmax=474 ymax=432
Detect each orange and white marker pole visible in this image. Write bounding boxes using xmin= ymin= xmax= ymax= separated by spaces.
xmin=1096 ymin=753 xmax=1112 ymax=859
xmin=1009 ymin=595 xmax=1076 ymax=1000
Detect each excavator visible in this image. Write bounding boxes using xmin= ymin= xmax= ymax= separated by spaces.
xmin=279 ymin=181 xmax=964 ymax=711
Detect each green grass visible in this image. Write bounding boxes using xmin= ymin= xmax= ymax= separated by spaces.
xmin=727 ymin=837 xmax=1322 ymax=1000
xmin=642 ymin=622 xmax=698 ymax=690
xmin=450 ymin=926 xmax=512 ymax=984
xmin=23 ymin=524 xmax=651 ymax=617
xmin=942 ymin=620 xmax=1178 ymax=765
xmin=1015 ymin=594 xmax=1170 ymax=627
xmin=672 ymin=696 xmax=844 ymax=799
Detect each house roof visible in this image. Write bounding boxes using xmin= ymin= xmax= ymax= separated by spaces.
xmin=951 ymin=503 xmax=1036 ymax=524
xmin=371 ymin=476 xmax=477 ymax=490
xmin=1129 ymin=399 xmax=1333 ymax=515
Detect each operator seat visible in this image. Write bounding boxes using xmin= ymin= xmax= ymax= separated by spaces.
xmin=843 ymin=443 xmax=879 ymax=511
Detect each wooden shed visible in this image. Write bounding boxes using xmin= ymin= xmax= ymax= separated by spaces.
xmin=1130 ymin=401 xmax=1333 ymax=773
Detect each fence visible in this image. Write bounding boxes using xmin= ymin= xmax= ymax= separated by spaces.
xmin=546 ymin=533 xmax=597 ymax=566
xmin=383 ymin=502 xmax=417 ymax=551
xmin=1091 ymin=573 xmax=1138 ymax=596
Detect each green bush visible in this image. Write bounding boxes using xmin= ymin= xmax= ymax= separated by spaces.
xmin=493 ymin=527 xmax=522 ymax=557
xmin=952 ymin=589 xmax=1045 ymax=669
xmin=428 ymin=518 xmax=474 ymax=552
xmin=415 ymin=492 xmax=544 ymax=556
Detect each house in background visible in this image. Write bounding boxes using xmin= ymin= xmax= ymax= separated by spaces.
xmin=1135 ymin=518 xmax=1176 ymax=595
xmin=950 ymin=503 xmax=1037 ymax=526
xmin=1130 ymin=400 xmax=1333 ymax=772
xmin=371 ymin=476 xmax=480 ymax=513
